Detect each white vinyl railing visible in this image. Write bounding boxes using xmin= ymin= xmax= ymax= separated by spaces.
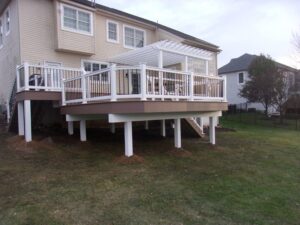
xmin=16 ymin=62 xmax=82 ymax=92
xmin=62 ymin=64 xmax=227 ymax=105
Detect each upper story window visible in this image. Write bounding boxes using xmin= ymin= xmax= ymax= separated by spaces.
xmin=107 ymin=20 xmax=119 ymax=43
xmin=0 ymin=20 xmax=3 ymax=48
xmin=61 ymin=4 xmax=93 ymax=35
xmin=238 ymin=72 xmax=244 ymax=84
xmin=82 ymin=60 xmax=109 ymax=81
xmin=124 ymin=25 xmax=145 ymax=49
xmin=5 ymin=8 xmax=10 ymax=35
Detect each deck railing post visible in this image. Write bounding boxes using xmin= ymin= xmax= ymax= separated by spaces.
xmin=81 ymin=69 xmax=87 ymax=104
xmin=24 ymin=62 xmax=29 ymax=91
xmin=110 ymin=64 xmax=117 ymax=102
xmin=16 ymin=65 xmax=20 ymax=92
xmin=140 ymin=64 xmax=147 ymax=101
xmin=223 ymin=76 xmax=227 ymax=101
xmin=189 ymin=72 xmax=194 ymax=101
xmin=61 ymin=78 xmax=66 ymax=106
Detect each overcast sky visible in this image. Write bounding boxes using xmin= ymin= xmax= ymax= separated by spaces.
xmin=96 ymin=0 xmax=300 ymax=69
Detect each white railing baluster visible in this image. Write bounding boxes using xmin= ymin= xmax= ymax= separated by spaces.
xmin=223 ymin=76 xmax=227 ymax=101
xmin=62 ymin=78 xmax=66 ymax=106
xmin=16 ymin=65 xmax=20 ymax=92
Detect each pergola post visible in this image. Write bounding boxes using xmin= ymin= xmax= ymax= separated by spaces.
xmin=17 ymin=101 xmax=24 ymax=136
xmin=110 ymin=123 xmax=116 ymax=134
xmin=124 ymin=121 xmax=133 ymax=157
xmin=24 ymin=100 xmax=32 ymax=142
xmin=140 ymin=64 xmax=147 ymax=101
xmin=209 ymin=116 xmax=216 ymax=145
xmin=68 ymin=121 xmax=74 ymax=135
xmin=80 ymin=120 xmax=87 ymax=142
xmin=161 ymin=119 xmax=166 ymax=137
xmin=174 ymin=118 xmax=181 ymax=148
xmin=145 ymin=121 xmax=149 ymax=130
xmin=158 ymin=50 xmax=164 ymax=99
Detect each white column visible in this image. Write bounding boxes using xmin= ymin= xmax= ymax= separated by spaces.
xmin=24 ymin=100 xmax=32 ymax=142
xmin=174 ymin=118 xmax=181 ymax=148
xmin=124 ymin=121 xmax=133 ymax=157
xmin=209 ymin=116 xmax=216 ymax=145
xmin=24 ymin=62 xmax=29 ymax=91
xmin=17 ymin=101 xmax=24 ymax=136
xmin=81 ymin=69 xmax=87 ymax=104
xmin=145 ymin=121 xmax=149 ymax=130
xmin=161 ymin=119 xmax=166 ymax=137
xmin=68 ymin=121 xmax=74 ymax=135
xmin=158 ymin=50 xmax=164 ymax=98
xmin=80 ymin=120 xmax=87 ymax=142
xmin=110 ymin=123 xmax=116 ymax=134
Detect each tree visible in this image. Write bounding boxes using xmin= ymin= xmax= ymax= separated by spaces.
xmin=239 ymin=54 xmax=278 ymax=116
xmin=272 ymin=69 xmax=290 ymax=123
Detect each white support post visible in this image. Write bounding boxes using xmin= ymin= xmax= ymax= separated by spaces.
xmin=184 ymin=56 xmax=189 ymax=99
xmin=209 ymin=116 xmax=216 ymax=145
xmin=174 ymin=118 xmax=181 ymax=148
xmin=24 ymin=62 xmax=29 ymax=91
xmin=24 ymin=100 xmax=32 ymax=142
xmin=110 ymin=64 xmax=117 ymax=101
xmin=17 ymin=101 xmax=24 ymax=136
xmin=68 ymin=121 xmax=74 ymax=135
xmin=140 ymin=64 xmax=147 ymax=101
xmin=50 ymin=69 xmax=54 ymax=89
xmin=128 ymin=70 xmax=132 ymax=94
xmin=161 ymin=119 xmax=166 ymax=137
xmin=189 ymin=72 xmax=194 ymax=101
xmin=61 ymin=78 xmax=66 ymax=106
xmin=145 ymin=121 xmax=149 ymax=130
xmin=6 ymin=99 xmax=10 ymax=123
xmin=110 ymin=123 xmax=116 ymax=134
xmin=205 ymin=60 xmax=209 ymax=76
xmin=81 ymin=69 xmax=87 ymax=104
xmin=124 ymin=121 xmax=133 ymax=157
xmin=80 ymin=120 xmax=87 ymax=142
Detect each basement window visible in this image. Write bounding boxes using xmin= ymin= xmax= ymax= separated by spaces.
xmin=61 ymin=4 xmax=93 ymax=35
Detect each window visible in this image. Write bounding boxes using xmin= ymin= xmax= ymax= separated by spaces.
xmin=5 ymin=8 xmax=10 ymax=35
xmin=0 ymin=20 xmax=3 ymax=48
xmin=238 ymin=72 xmax=244 ymax=84
xmin=124 ymin=25 xmax=145 ymax=48
xmin=107 ymin=20 xmax=119 ymax=43
xmin=82 ymin=61 xmax=109 ymax=81
xmin=62 ymin=4 xmax=93 ymax=35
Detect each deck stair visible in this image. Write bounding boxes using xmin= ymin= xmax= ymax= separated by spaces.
xmin=184 ymin=117 xmax=205 ymax=138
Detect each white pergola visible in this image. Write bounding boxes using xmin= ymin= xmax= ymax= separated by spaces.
xmin=109 ymin=40 xmax=214 ymax=69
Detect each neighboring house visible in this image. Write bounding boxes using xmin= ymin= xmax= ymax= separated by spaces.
xmin=0 ymin=0 xmax=227 ymax=157
xmin=218 ymin=53 xmax=298 ymax=113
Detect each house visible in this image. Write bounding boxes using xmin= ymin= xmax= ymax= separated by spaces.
xmin=0 ymin=0 xmax=227 ymax=157
xmin=218 ymin=53 xmax=298 ymax=113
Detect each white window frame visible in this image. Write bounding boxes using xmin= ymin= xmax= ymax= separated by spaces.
xmin=0 ymin=19 xmax=3 ymax=49
xmin=60 ymin=3 xmax=93 ymax=36
xmin=5 ymin=7 xmax=10 ymax=36
xmin=106 ymin=20 xmax=119 ymax=43
xmin=81 ymin=60 xmax=109 ymax=82
xmin=123 ymin=24 xmax=146 ymax=49
xmin=238 ymin=72 xmax=245 ymax=85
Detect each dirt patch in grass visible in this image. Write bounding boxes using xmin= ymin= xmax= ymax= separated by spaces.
xmin=168 ymin=148 xmax=192 ymax=157
xmin=114 ymin=155 xmax=145 ymax=164
xmin=6 ymin=135 xmax=57 ymax=153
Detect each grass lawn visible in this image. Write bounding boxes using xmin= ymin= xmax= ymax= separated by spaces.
xmin=0 ymin=121 xmax=300 ymax=225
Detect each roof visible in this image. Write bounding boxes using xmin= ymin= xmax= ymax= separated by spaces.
xmin=109 ymin=40 xmax=214 ymax=67
xmin=218 ymin=53 xmax=298 ymax=75
xmin=71 ymin=0 xmax=220 ymax=52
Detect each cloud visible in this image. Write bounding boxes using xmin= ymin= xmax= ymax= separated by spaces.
xmin=96 ymin=0 xmax=300 ymax=69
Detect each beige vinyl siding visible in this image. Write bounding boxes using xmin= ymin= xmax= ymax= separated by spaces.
xmin=0 ymin=0 xmax=20 ymax=102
